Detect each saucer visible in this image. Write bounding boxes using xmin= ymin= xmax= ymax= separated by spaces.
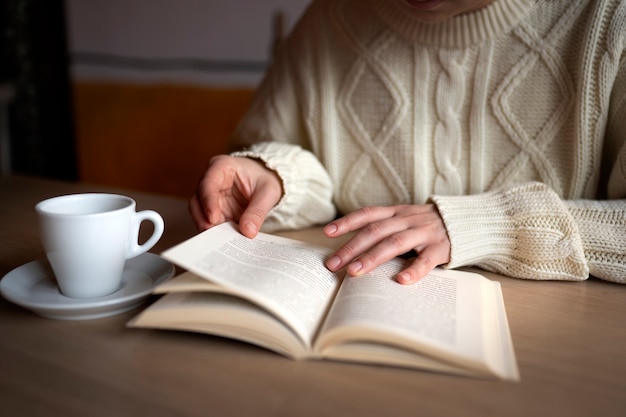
xmin=0 ymin=253 xmax=175 ymax=320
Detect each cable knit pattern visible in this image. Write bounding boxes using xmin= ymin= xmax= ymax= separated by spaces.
xmin=433 ymin=49 xmax=466 ymax=195
xmin=229 ymin=0 xmax=626 ymax=283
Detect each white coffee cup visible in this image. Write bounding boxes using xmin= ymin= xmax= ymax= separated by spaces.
xmin=36 ymin=193 xmax=165 ymax=298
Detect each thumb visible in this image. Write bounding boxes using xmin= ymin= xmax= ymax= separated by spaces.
xmin=238 ymin=184 xmax=281 ymax=238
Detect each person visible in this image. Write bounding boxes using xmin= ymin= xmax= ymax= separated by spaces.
xmin=189 ymin=0 xmax=626 ymax=285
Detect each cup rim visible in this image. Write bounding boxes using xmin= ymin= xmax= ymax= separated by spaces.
xmin=36 ymin=193 xmax=136 ymax=217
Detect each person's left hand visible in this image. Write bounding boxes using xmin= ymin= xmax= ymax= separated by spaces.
xmin=323 ymin=204 xmax=451 ymax=284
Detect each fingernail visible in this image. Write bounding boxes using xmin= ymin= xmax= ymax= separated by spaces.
xmin=348 ymin=261 xmax=363 ymax=275
xmin=397 ymin=272 xmax=411 ymax=284
xmin=326 ymin=256 xmax=341 ymax=270
xmin=243 ymin=221 xmax=258 ymax=237
xmin=324 ymin=223 xmax=338 ymax=235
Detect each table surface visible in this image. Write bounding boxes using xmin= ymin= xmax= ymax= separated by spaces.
xmin=1 ymin=174 xmax=625 ymax=417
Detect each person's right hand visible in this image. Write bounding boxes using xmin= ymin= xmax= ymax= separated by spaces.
xmin=189 ymin=155 xmax=283 ymax=238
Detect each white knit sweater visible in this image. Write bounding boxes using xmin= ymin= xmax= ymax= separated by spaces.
xmin=230 ymin=0 xmax=626 ymax=283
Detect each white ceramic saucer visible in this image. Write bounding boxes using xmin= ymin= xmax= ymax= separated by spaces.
xmin=0 ymin=252 xmax=175 ymax=320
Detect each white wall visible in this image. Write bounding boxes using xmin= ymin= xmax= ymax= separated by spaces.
xmin=66 ymin=0 xmax=310 ymax=86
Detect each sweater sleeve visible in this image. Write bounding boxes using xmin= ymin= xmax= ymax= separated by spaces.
xmin=431 ymin=182 xmax=589 ymax=281
xmin=564 ymin=199 xmax=626 ymax=283
xmin=431 ymin=182 xmax=626 ymax=283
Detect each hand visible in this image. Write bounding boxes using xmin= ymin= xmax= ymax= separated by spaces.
xmin=323 ymin=204 xmax=451 ymax=284
xmin=189 ymin=155 xmax=283 ymax=238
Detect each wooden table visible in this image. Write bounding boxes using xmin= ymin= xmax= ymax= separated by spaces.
xmin=1 ymin=174 xmax=625 ymax=417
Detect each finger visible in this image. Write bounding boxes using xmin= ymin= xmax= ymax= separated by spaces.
xmin=324 ymin=206 xmax=396 ymax=237
xmin=344 ymin=229 xmax=421 ymax=276
xmin=188 ymin=194 xmax=210 ymax=231
xmin=198 ymin=155 xmax=246 ymax=222
xmin=326 ymin=216 xmax=410 ymax=272
xmin=199 ymin=167 xmax=234 ymax=226
xmin=395 ymin=247 xmax=446 ymax=285
xmin=238 ymin=183 xmax=281 ymax=238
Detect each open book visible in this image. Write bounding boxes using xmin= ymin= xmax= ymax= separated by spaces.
xmin=128 ymin=223 xmax=519 ymax=381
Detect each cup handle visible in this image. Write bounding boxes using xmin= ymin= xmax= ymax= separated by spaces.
xmin=127 ymin=210 xmax=165 ymax=259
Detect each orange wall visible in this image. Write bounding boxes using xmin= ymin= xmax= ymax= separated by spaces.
xmin=73 ymin=82 xmax=254 ymax=197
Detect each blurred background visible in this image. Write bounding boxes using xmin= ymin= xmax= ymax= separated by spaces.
xmin=0 ymin=0 xmax=309 ymax=197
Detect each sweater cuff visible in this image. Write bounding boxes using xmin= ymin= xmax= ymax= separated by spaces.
xmin=564 ymin=199 xmax=626 ymax=283
xmin=431 ymin=182 xmax=589 ymax=281
xmin=231 ymin=142 xmax=336 ymax=232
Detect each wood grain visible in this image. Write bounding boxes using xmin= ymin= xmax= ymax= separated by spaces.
xmin=1 ymin=175 xmax=625 ymax=417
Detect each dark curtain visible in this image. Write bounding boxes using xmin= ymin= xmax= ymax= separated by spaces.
xmin=0 ymin=0 xmax=77 ymax=180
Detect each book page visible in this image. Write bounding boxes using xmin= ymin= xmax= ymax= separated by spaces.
xmin=128 ymin=292 xmax=311 ymax=359
xmin=161 ymin=223 xmax=341 ymax=348
xmin=315 ymin=259 xmax=518 ymax=380
xmin=152 ymin=271 xmax=229 ymax=294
